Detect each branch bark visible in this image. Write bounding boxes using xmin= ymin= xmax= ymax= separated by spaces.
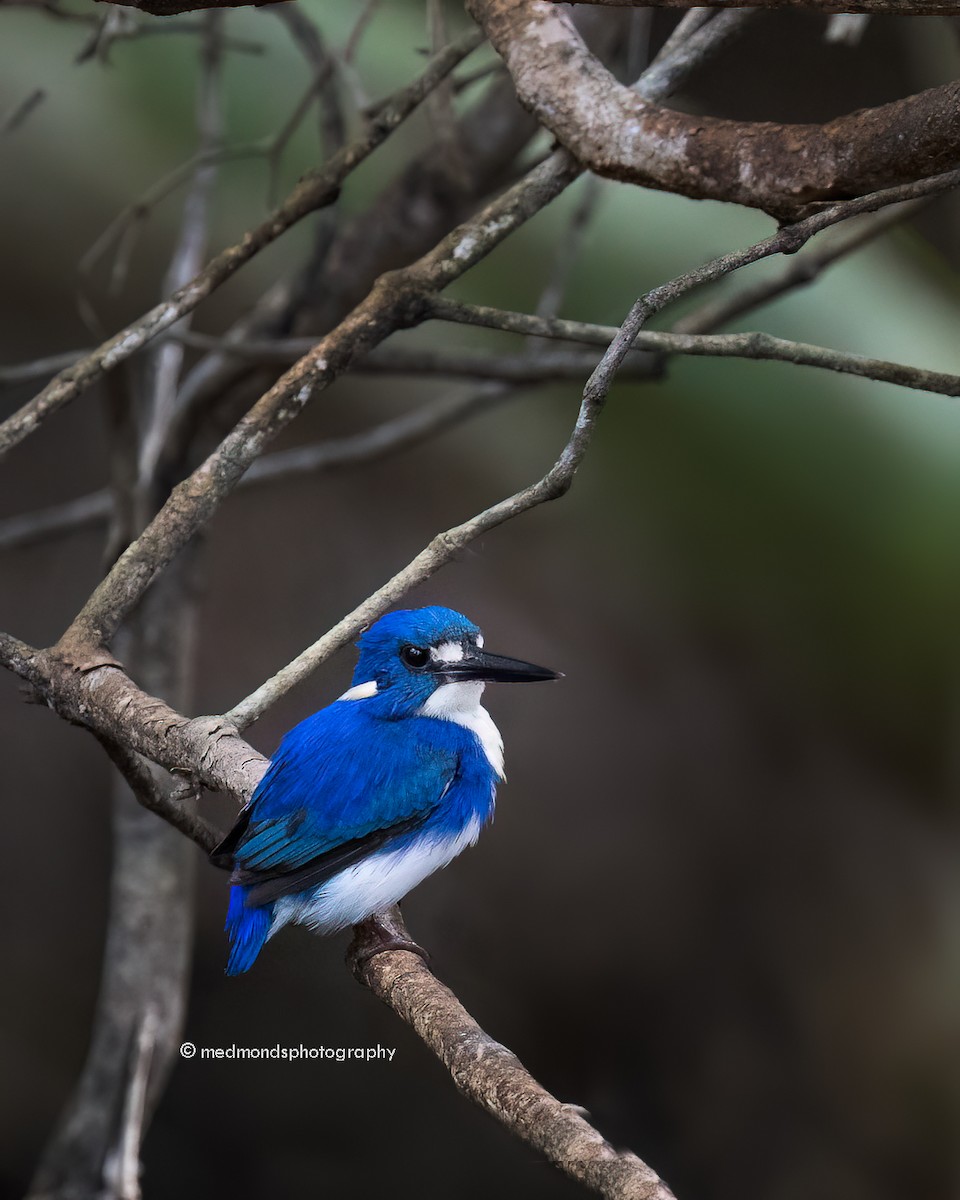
xmin=467 ymin=0 xmax=960 ymax=217
xmin=560 ymin=0 xmax=957 ymax=9
xmin=427 ymin=297 xmax=960 ymax=397
xmin=349 ymin=909 xmax=675 ymax=1200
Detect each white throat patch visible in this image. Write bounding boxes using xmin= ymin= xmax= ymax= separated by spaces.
xmin=420 ymin=680 xmax=504 ymax=779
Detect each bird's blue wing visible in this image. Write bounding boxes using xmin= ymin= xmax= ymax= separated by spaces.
xmin=213 ymin=703 xmax=460 ymax=903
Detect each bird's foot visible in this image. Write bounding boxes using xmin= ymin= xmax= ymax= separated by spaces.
xmin=348 ymin=907 xmax=430 ymax=979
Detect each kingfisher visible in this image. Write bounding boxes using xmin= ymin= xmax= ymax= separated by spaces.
xmin=213 ymin=606 xmax=559 ymax=974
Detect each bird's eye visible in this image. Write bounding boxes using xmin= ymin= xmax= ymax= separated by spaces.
xmin=400 ymin=645 xmax=430 ymax=669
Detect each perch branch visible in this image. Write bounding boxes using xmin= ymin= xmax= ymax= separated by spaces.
xmin=349 ymin=909 xmax=675 ymax=1200
xmin=0 ymin=621 xmax=677 ymax=1197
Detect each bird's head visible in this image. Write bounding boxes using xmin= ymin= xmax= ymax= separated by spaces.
xmin=344 ymin=605 xmax=560 ymax=718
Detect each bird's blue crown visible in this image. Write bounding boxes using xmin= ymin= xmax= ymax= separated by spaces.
xmin=350 ymin=606 xmax=481 ymax=718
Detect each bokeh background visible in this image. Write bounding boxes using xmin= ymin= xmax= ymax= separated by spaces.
xmin=3 ymin=8 xmax=960 ymax=1200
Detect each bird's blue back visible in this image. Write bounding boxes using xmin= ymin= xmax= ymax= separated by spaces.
xmin=224 ymin=697 xmax=498 ymax=973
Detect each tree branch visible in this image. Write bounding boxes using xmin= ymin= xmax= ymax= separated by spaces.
xmin=222 ymin=315 xmax=608 ymax=729
xmin=0 ymin=339 xmax=655 ymax=393
xmin=1 ymin=619 xmax=676 ymax=1198
xmin=0 ymin=490 xmax=113 ymax=551
xmin=52 ymin=6 xmax=751 ymax=660
xmin=427 ymin=298 xmax=960 ymax=397
xmin=560 ymin=0 xmax=955 ymax=10
xmin=349 ymin=909 xmax=675 ymax=1200
xmin=580 ymin=168 xmax=960 ymax=401
xmin=672 ymin=200 xmax=927 ymax=335
xmin=98 ymin=735 xmax=224 ymax=855
xmin=0 ymin=28 xmax=483 ymax=461
xmin=3 ymin=639 xmax=268 ymax=799
xmin=468 ymin=0 xmax=960 ymax=217
xmin=1 ymin=363 xmax=653 ymax=555
xmin=173 ymin=334 xmax=658 ymax=380
xmin=137 ymin=12 xmax=225 ymax=487
xmin=54 ymin=150 xmax=580 ymax=657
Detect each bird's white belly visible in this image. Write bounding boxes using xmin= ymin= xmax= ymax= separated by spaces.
xmin=270 ymin=816 xmax=483 ymax=936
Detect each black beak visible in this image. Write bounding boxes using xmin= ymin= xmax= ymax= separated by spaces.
xmin=431 ymin=649 xmax=561 ymax=684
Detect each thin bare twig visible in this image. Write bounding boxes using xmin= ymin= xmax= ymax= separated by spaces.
xmin=533 ymin=175 xmax=604 ymax=327
xmin=0 ymin=356 xmax=646 ymax=555
xmin=0 ymin=337 xmax=651 ymax=394
xmin=270 ymin=6 xmax=345 ymax=190
xmin=0 ymin=29 xmax=484 ymax=460
xmin=342 ymin=0 xmax=383 ymax=63
xmin=425 ymin=0 xmax=469 ymax=189
xmin=427 ymin=297 xmax=960 ymax=397
xmin=99 ymin=736 xmax=223 ymax=854
xmin=451 ymin=60 xmax=504 ymax=95
xmin=582 ymin=168 xmax=960 ymax=402
xmin=673 ymin=200 xmax=926 ymax=334
xmin=653 ymin=9 xmax=716 ymax=60
xmin=0 ymin=349 xmax=87 ymax=387
xmin=0 ymin=491 xmax=113 ymax=552
xmin=2 ymin=87 xmax=46 ymax=133
xmin=174 ymin=335 xmax=656 ymax=380
xmin=138 ymin=15 xmax=225 ymax=486
xmin=337 ymin=0 xmax=383 ymax=113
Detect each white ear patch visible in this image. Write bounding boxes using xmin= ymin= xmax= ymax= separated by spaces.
xmin=338 ymin=680 xmax=378 ymax=701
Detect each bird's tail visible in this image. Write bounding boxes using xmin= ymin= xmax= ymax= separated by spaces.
xmin=225 ymin=885 xmax=273 ymax=975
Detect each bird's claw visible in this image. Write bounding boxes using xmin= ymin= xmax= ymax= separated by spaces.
xmin=348 ymin=908 xmax=431 ymax=979
xmin=353 ymin=936 xmax=430 ymax=970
